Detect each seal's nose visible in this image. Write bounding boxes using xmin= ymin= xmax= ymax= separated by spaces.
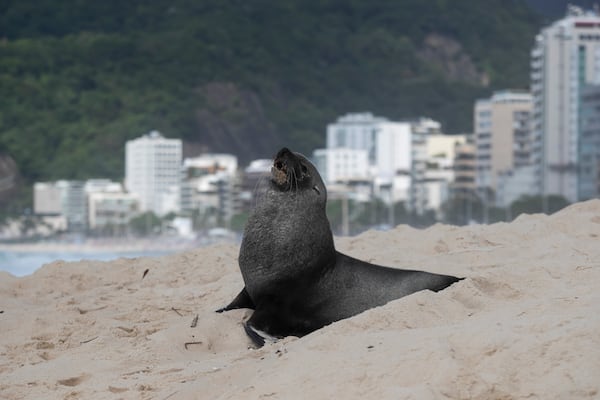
xmin=274 ymin=147 xmax=292 ymax=171
xmin=275 ymin=147 xmax=292 ymax=159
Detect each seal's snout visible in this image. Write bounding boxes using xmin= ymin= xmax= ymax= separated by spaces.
xmin=272 ymin=148 xmax=292 ymax=186
xmin=274 ymin=147 xmax=292 ymax=172
xmin=276 ymin=147 xmax=292 ymax=159
xmin=273 ymin=152 xmax=288 ymax=177
xmin=272 ymin=147 xmax=308 ymax=190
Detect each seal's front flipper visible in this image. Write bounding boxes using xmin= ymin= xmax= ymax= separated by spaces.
xmin=215 ymin=287 xmax=255 ymax=313
xmin=243 ymin=308 xmax=280 ymax=347
xmin=243 ymin=322 xmax=278 ymax=348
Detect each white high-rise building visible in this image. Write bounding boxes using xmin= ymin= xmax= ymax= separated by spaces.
xmin=579 ymin=85 xmax=600 ymax=199
xmin=326 ymin=112 xmax=388 ymax=167
xmin=531 ymin=5 xmax=600 ymax=202
xmin=312 ymin=148 xmax=369 ymax=184
xmin=326 ymin=113 xmax=412 ymax=179
xmin=324 ymin=112 xmax=412 ymax=204
xmin=125 ymin=131 xmax=182 ymax=216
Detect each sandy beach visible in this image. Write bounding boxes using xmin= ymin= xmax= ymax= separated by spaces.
xmin=1 ymin=199 xmax=599 ymax=399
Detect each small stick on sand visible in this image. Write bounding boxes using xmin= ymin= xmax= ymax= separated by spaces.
xmin=162 ymin=391 xmax=178 ymax=400
xmin=184 ymin=341 xmax=202 ymax=350
xmin=170 ymin=307 xmax=183 ymax=316
xmin=190 ymin=314 xmax=199 ymax=328
xmin=80 ymin=336 xmax=99 ymax=344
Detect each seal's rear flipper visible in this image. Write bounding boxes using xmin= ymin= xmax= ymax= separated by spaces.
xmin=429 ymin=275 xmax=464 ymax=292
xmin=215 ymin=287 xmax=255 ymax=313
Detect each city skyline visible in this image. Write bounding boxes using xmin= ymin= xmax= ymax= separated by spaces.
xmin=8 ymin=4 xmax=600 ymax=239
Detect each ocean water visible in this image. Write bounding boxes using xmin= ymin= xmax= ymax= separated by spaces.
xmin=0 ymin=250 xmax=174 ymax=277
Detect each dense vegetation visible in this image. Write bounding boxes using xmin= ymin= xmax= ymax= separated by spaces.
xmin=0 ymin=0 xmax=542 ymax=192
xmin=525 ymin=0 xmax=598 ymax=20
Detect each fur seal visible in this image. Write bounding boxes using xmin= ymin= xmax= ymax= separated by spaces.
xmin=218 ymin=147 xmax=461 ymax=346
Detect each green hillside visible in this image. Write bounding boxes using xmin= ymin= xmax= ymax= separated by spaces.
xmin=0 ymin=0 xmax=539 ymax=188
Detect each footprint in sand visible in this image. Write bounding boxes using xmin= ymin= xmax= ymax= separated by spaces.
xmin=57 ymin=374 xmax=89 ymax=387
xmin=434 ymin=240 xmax=449 ymax=254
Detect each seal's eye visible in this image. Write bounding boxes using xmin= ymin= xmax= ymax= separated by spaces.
xmin=301 ymin=164 xmax=308 ymax=174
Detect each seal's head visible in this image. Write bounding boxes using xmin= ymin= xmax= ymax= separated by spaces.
xmin=271 ymin=147 xmax=326 ymax=199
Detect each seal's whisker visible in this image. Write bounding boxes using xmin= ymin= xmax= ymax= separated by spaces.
xmin=287 ymin=168 xmax=294 ymax=192
xmin=291 ymin=168 xmax=298 ymax=193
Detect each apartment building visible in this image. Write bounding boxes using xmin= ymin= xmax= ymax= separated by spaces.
xmin=531 ymin=5 xmax=600 ymax=202
xmin=474 ymin=91 xmax=533 ymax=205
xmin=125 ymin=131 xmax=182 ymax=216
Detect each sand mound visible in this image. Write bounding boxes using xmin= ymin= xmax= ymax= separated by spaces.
xmin=1 ymin=200 xmax=599 ymax=399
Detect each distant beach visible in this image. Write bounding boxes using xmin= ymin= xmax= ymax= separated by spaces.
xmin=0 ymin=249 xmax=175 ymax=277
xmin=0 ymin=236 xmax=234 ymax=276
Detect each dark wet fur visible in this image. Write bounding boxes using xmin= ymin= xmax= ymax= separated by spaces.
xmin=218 ymin=147 xmax=462 ymax=347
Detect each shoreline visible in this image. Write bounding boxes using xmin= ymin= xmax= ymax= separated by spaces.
xmin=0 ymin=237 xmax=204 ymax=254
